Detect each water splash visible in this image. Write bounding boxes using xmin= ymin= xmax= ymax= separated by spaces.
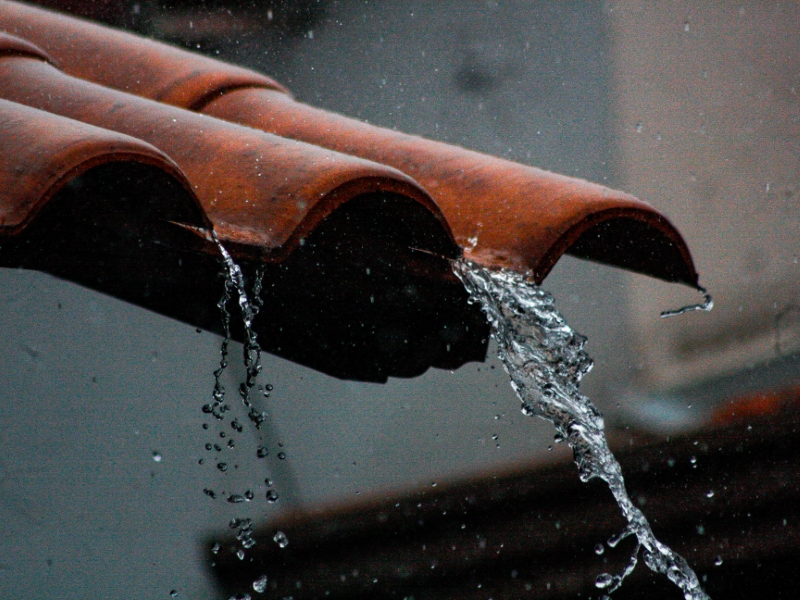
xmin=452 ymin=259 xmax=710 ymax=600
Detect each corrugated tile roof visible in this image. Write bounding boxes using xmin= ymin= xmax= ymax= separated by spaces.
xmin=0 ymin=0 xmax=698 ymax=286
xmin=0 ymin=1 xmax=701 ymax=379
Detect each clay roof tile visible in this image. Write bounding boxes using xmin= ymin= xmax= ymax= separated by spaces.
xmin=0 ymin=32 xmax=445 ymax=261
xmin=0 ymin=0 xmax=700 ymax=286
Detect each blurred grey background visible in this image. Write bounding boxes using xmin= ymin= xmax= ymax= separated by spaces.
xmin=2 ymin=1 xmax=798 ymax=598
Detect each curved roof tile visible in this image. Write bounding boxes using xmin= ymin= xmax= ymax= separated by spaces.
xmin=0 ymin=35 xmax=447 ymax=261
xmin=205 ymin=89 xmax=697 ymax=285
xmin=0 ymin=0 xmax=288 ymax=107
xmin=0 ymin=0 xmax=699 ymax=286
xmin=0 ymin=97 xmax=202 ymax=234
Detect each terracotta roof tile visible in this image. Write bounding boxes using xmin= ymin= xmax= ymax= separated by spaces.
xmin=0 ymin=0 xmax=699 ymax=286
xmin=0 ymin=97 xmax=200 ymax=233
xmin=0 ymin=1 xmax=702 ymax=379
xmin=0 ymin=0 xmax=288 ymax=107
xmin=204 ymin=88 xmax=697 ymax=284
xmin=0 ymin=32 xmax=443 ymax=261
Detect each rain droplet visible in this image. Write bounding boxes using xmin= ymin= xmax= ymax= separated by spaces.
xmin=170 ymin=590 xmax=178 ymax=597
xmin=266 ymin=490 xmax=279 ymax=503
xmin=277 ymin=452 xmax=286 ymax=460
xmin=595 ymin=573 xmax=614 ymax=589
xmin=152 ymin=451 xmax=162 ymax=462
xmin=203 ymin=488 xmax=217 ymax=499
xmin=211 ymin=542 xmax=221 ymax=554
xmin=217 ymin=462 xmax=228 ymax=472
xmin=257 ymin=446 xmax=269 ymax=458
xmin=706 ymin=490 xmax=714 ymax=498
xmin=252 ymin=575 xmax=268 ymax=593
xmin=273 ymin=531 xmax=289 ymax=548
xmin=594 ymin=543 xmax=604 ymax=555
xmin=227 ymin=494 xmax=245 ymax=504
xmin=236 ymin=549 xmax=245 ymax=560
xmin=714 ymin=556 xmax=723 ymax=566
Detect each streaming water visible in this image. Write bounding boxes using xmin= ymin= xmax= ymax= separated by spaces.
xmin=452 ymin=258 xmax=710 ymax=600
xmin=202 ymin=233 xmax=278 ymax=557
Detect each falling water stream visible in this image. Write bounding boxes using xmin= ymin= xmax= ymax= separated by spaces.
xmin=202 ymin=233 xmax=277 ymax=559
xmin=453 ymin=258 xmax=710 ymax=600
xmin=203 ymin=234 xmax=710 ymax=598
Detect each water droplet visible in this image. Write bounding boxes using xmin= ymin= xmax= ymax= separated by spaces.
xmin=706 ymin=490 xmax=714 ymax=498
xmin=252 ymin=575 xmax=268 ymax=593
xmin=635 ymin=122 xmax=643 ymax=133
xmin=170 ymin=590 xmax=178 ymax=597
xmin=217 ymin=462 xmax=228 ymax=472
xmin=690 ymin=456 xmax=697 ymax=464
xmin=203 ymin=488 xmax=217 ymax=499
xmin=714 ymin=556 xmax=723 ymax=566
xmin=211 ymin=542 xmax=221 ymax=554
xmin=227 ymin=494 xmax=245 ymax=504
xmin=696 ymin=525 xmax=705 ymax=535
xmin=277 ymin=452 xmax=286 ymax=460
xmin=594 ymin=543 xmax=604 ymax=555
xmin=236 ymin=549 xmax=245 ymax=560
xmin=257 ymin=446 xmax=269 ymax=458
xmin=152 ymin=451 xmax=162 ymax=462
xmin=245 ymin=489 xmax=254 ymax=500
xmin=595 ymin=573 xmax=614 ymax=589
xmin=273 ymin=531 xmax=289 ymax=548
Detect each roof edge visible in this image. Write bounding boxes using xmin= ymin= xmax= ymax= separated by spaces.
xmin=214 ymin=175 xmax=458 ymax=263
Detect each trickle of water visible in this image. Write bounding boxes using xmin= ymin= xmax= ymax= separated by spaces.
xmin=453 ymin=259 xmax=710 ymax=600
xmin=212 ymin=232 xmax=268 ymax=429
xmin=660 ymin=287 xmax=713 ymax=319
